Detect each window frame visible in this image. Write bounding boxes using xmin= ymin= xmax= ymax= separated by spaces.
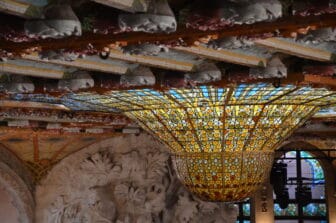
xmin=273 ymin=150 xmax=327 ymax=223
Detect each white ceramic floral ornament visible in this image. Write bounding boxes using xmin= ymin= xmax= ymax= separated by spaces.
xmin=120 ymin=66 xmax=156 ymax=87
xmin=0 ymin=74 xmax=35 ymax=93
xmin=118 ymin=0 xmax=177 ymax=33
xmin=58 ymin=71 xmax=94 ymax=92
xmin=122 ymin=43 xmax=169 ymax=56
xmin=250 ymin=55 xmax=287 ymax=78
xmin=185 ymin=62 xmax=222 ymax=84
xmin=25 ymin=4 xmax=82 ymax=39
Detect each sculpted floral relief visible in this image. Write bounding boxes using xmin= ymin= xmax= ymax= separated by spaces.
xmin=36 ymin=134 xmax=238 ymax=223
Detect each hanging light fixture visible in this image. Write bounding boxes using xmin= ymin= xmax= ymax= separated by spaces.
xmin=68 ymin=83 xmax=336 ymax=202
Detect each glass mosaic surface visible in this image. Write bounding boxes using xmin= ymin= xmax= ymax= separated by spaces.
xmin=274 ymin=203 xmax=298 ymax=216
xmin=301 ymin=151 xmax=325 ymax=184
xmin=64 ymin=83 xmax=336 ymax=201
xmin=66 ymin=84 xmax=336 ymax=154
xmin=303 ymin=204 xmax=326 ymax=217
xmin=173 ymin=151 xmax=273 ymax=201
xmin=243 ymin=203 xmax=251 ymax=216
xmin=274 ymin=202 xmax=326 ymax=217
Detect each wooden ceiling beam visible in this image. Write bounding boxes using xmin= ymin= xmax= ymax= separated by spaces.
xmin=0 ymin=68 xmax=332 ymax=93
xmin=304 ymin=74 xmax=336 ymax=88
xmin=108 ymin=48 xmax=199 ymax=72
xmin=174 ymin=45 xmax=268 ymax=67
xmin=303 ymin=64 xmax=336 ymax=76
xmin=2 ymin=13 xmax=336 ymax=55
xmin=22 ymin=54 xmax=133 ymax=75
xmin=0 ymin=0 xmax=44 ymax=18
xmin=255 ymin=38 xmax=336 ymax=62
xmin=0 ymin=59 xmax=68 ymax=79
xmin=0 ymin=100 xmax=70 ymax=111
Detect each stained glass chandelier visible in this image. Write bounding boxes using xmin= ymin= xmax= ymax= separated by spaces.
xmin=68 ymin=83 xmax=336 ymax=202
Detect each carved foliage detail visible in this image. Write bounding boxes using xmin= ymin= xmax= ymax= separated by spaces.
xmin=36 ymin=134 xmax=238 ymax=223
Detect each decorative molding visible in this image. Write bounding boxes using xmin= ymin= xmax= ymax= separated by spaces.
xmin=0 ymin=108 xmax=132 ymax=125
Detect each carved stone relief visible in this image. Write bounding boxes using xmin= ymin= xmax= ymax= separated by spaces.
xmin=36 ymin=133 xmax=239 ymax=223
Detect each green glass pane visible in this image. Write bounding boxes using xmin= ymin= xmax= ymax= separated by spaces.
xmin=243 ymin=203 xmax=251 ymax=216
xmin=301 ymin=151 xmax=325 ymax=181
xmin=303 ymin=204 xmax=326 ymax=217
xmin=274 ymin=203 xmax=298 ymax=216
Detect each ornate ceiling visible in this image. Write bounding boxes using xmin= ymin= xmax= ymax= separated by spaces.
xmin=0 ymin=0 xmax=336 ymax=182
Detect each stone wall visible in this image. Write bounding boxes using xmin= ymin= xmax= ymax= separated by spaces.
xmin=35 ymin=133 xmax=238 ymax=223
xmin=0 ymin=144 xmax=35 ymax=223
xmin=0 ymin=186 xmax=20 ymax=223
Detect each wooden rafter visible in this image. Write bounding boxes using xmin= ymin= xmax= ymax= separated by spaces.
xmin=0 ymin=100 xmax=70 ymax=111
xmin=1 ymin=14 xmax=336 ymax=55
xmin=22 ymin=54 xmax=132 ymax=75
xmin=0 ymin=59 xmax=67 ymax=79
xmin=255 ymin=38 xmax=336 ymax=62
xmin=108 ymin=48 xmax=198 ymax=72
xmin=174 ymin=45 xmax=268 ymax=67
xmin=304 ymin=75 xmax=336 ymax=88
xmin=0 ymin=0 xmax=43 ymax=18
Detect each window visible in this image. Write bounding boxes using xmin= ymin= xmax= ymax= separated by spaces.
xmin=236 ymin=200 xmax=250 ymax=223
xmin=273 ymin=150 xmax=326 ymax=223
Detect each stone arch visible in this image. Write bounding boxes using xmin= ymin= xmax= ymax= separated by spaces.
xmin=0 ymin=143 xmax=35 ymax=223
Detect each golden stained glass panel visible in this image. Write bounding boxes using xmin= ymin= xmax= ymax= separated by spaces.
xmin=67 ymin=83 xmax=336 ymax=201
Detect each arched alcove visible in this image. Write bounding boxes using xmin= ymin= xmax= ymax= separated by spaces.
xmin=0 ymin=144 xmax=35 ymax=223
